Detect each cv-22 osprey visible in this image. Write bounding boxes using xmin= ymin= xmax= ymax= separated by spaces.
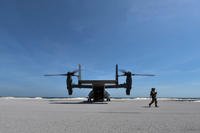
xmin=44 ymin=64 xmax=155 ymax=102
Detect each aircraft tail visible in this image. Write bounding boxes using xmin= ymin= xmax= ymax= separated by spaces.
xmin=116 ymin=64 xmax=118 ymax=85
xmin=78 ymin=64 xmax=81 ymax=84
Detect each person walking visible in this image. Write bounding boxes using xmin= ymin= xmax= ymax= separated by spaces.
xmin=149 ymin=88 xmax=158 ymax=107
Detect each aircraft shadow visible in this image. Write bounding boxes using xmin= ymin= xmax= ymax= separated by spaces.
xmin=49 ymin=101 xmax=108 ymax=104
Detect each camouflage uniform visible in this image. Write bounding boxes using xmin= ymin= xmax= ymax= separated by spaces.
xmin=149 ymin=88 xmax=158 ymax=107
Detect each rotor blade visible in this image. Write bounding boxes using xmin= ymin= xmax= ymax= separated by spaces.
xmin=71 ymin=69 xmax=79 ymax=74
xmin=44 ymin=74 xmax=67 ymax=76
xmin=119 ymin=69 xmax=127 ymax=73
xmin=132 ymin=74 xmax=155 ymax=76
xmin=118 ymin=74 xmax=125 ymax=77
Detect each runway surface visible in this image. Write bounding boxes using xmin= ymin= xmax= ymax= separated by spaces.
xmin=0 ymin=98 xmax=200 ymax=133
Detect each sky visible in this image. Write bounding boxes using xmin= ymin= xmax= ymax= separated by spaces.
xmin=0 ymin=0 xmax=200 ymax=97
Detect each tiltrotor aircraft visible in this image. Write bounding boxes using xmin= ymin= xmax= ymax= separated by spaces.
xmin=44 ymin=64 xmax=154 ymax=102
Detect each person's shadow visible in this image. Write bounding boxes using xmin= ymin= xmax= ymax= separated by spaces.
xmin=141 ymin=105 xmax=150 ymax=108
xmin=141 ymin=105 xmax=159 ymax=108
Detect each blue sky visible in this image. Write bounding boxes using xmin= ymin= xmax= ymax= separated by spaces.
xmin=0 ymin=0 xmax=200 ymax=97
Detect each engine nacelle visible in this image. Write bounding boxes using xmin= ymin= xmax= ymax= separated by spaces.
xmin=125 ymin=73 xmax=132 ymax=95
xmin=67 ymin=87 xmax=73 ymax=95
xmin=126 ymin=88 xmax=131 ymax=95
xmin=67 ymin=75 xmax=73 ymax=95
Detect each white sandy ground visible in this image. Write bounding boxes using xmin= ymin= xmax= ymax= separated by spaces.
xmin=0 ymin=99 xmax=200 ymax=133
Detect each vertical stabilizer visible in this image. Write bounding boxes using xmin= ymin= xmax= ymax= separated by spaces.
xmin=116 ymin=64 xmax=118 ymax=85
xmin=78 ymin=64 xmax=81 ymax=83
